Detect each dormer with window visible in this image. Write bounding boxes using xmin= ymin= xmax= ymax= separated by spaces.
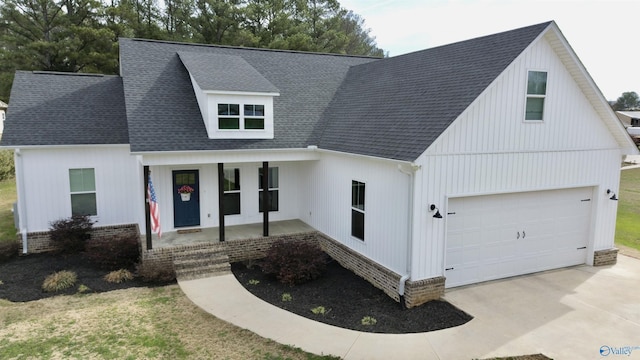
xmin=179 ymin=52 xmax=280 ymax=139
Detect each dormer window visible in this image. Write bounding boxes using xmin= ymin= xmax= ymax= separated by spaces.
xmin=244 ymin=104 xmax=265 ymax=129
xmin=217 ymin=103 xmax=265 ymax=130
xmin=178 ymin=51 xmax=279 ymax=139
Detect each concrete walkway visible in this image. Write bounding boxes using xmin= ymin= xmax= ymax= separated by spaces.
xmin=179 ymin=255 xmax=640 ymax=359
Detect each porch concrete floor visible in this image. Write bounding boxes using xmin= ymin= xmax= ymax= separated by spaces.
xmin=150 ymin=219 xmax=315 ymax=248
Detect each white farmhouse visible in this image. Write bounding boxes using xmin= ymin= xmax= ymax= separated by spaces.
xmin=2 ymin=21 xmax=636 ymax=307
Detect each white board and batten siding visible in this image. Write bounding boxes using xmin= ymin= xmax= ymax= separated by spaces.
xmin=410 ymin=34 xmax=623 ymax=284
xmin=17 ymin=146 xmax=144 ymax=233
xmin=302 ymin=152 xmax=411 ymax=275
xmin=149 ymin=161 xmax=304 ymax=232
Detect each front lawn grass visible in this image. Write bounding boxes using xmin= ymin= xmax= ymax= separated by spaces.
xmin=0 ymin=286 xmax=339 ymax=359
xmin=616 ymin=168 xmax=640 ymax=251
xmin=0 ymin=178 xmax=16 ymax=243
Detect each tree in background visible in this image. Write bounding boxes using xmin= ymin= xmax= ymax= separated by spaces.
xmin=0 ymin=0 xmax=385 ymax=102
xmin=613 ymin=91 xmax=640 ymax=111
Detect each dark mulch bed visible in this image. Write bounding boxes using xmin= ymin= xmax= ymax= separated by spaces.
xmin=231 ymin=259 xmax=473 ymax=334
xmin=0 ymin=253 xmax=171 ymax=302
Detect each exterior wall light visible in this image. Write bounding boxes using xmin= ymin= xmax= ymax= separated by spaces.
xmin=429 ymin=204 xmax=443 ymax=218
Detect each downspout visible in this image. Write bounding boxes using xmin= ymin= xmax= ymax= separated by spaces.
xmin=397 ymin=163 xmax=419 ymax=308
xmin=14 ymin=149 xmax=28 ymax=254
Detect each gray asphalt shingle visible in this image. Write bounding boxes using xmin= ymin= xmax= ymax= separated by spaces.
xmin=315 ymin=21 xmax=551 ymax=161
xmin=120 ymin=40 xmax=376 ymax=152
xmin=178 ymin=52 xmax=279 ymax=93
xmin=2 ymin=22 xmax=551 ymax=161
xmin=1 ymin=71 xmax=128 ymax=146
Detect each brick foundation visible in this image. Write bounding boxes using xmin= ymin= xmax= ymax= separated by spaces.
xmin=316 ymin=233 xmax=444 ymax=308
xmin=24 ymin=224 xmax=139 ymax=254
xmin=140 ymin=232 xmax=319 ymax=275
xmin=594 ymin=248 xmax=618 ymax=266
xmin=225 ymin=232 xmax=318 ymax=262
xmin=403 ymin=277 xmax=446 ymax=307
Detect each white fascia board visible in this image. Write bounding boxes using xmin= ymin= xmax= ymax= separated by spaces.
xmin=203 ymin=90 xmax=280 ymax=97
xmin=0 ymin=144 xmax=130 ymax=150
xmin=313 ymin=147 xmax=415 ymax=166
xmin=545 ymin=23 xmax=639 ymax=155
xmin=136 ymin=148 xmax=321 ymax=166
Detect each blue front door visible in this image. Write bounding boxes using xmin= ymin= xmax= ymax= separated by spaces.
xmin=173 ymin=170 xmax=200 ymax=228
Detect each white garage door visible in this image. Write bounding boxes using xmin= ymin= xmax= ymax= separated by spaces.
xmin=445 ymin=187 xmax=592 ymax=288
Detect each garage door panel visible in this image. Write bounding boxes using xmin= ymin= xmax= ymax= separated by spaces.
xmin=446 ymin=187 xmax=591 ymax=288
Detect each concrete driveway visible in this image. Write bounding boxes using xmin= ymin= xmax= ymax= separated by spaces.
xmin=180 ymin=255 xmax=640 ymax=359
xmin=435 ymin=254 xmax=640 ymax=359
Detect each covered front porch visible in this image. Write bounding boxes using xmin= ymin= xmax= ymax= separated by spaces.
xmin=150 ymin=219 xmax=315 ymax=248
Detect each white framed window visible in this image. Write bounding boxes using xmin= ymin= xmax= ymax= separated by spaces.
xmin=259 ymin=167 xmax=278 ymax=212
xmin=223 ymin=168 xmax=241 ymax=215
xmin=69 ymin=168 xmax=97 ymax=216
xmin=351 ymin=180 xmax=365 ymax=241
xmin=218 ymin=103 xmax=265 ymax=130
xmin=525 ymin=70 xmax=547 ymax=121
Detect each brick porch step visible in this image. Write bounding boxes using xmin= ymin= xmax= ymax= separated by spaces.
xmin=173 ymin=246 xmax=231 ymax=281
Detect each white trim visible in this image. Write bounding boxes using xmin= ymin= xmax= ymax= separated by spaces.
xmin=423 ymin=147 xmax=623 ymax=157
xmin=314 ymin=147 xmax=414 ymax=165
xmin=445 ymin=182 xmax=600 ymax=200
xmin=139 ymin=148 xmax=321 ymax=165
xmin=203 ymin=90 xmax=280 ymax=97
xmin=0 ymin=144 xmax=129 ymax=150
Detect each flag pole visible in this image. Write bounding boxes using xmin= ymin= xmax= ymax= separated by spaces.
xmin=144 ymin=166 xmax=153 ymax=250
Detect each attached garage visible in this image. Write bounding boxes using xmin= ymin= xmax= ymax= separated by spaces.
xmin=445 ymin=187 xmax=593 ymax=288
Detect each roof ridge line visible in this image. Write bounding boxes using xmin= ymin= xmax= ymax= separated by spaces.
xmin=123 ymin=37 xmax=381 ymax=59
xmin=30 ymin=71 xmax=114 ymax=78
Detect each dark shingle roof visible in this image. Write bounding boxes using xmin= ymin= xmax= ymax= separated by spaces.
xmin=3 ymin=22 xmax=552 ymax=159
xmin=314 ymin=22 xmax=551 ymax=161
xmin=178 ymin=52 xmax=279 ymax=93
xmin=120 ymin=39 xmax=376 ymax=152
xmin=1 ymin=71 xmax=128 ymax=146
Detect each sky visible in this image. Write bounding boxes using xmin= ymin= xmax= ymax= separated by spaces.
xmin=338 ymin=0 xmax=640 ymax=101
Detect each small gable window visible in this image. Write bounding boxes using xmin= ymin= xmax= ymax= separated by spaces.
xmin=525 ymin=70 xmax=547 ymax=121
xmin=218 ymin=103 xmax=266 ymax=130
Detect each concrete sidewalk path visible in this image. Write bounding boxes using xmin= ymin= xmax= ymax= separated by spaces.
xmin=179 ymin=255 xmax=640 ymax=359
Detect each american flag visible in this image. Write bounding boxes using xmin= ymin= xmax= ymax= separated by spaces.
xmin=148 ymin=175 xmax=161 ymax=238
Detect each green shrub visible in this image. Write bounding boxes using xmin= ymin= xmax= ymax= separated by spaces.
xmin=49 ymin=215 xmax=94 ymax=254
xmin=0 ymin=240 xmax=20 ymax=262
xmin=260 ymin=240 xmax=328 ymax=286
xmin=0 ymin=150 xmax=15 ymax=181
xmin=42 ymin=270 xmax=77 ymax=292
xmin=104 ymin=269 xmax=134 ymax=283
xmin=361 ymin=316 xmax=377 ymax=326
xmin=311 ymin=306 xmax=329 ymax=315
xmin=84 ymin=234 xmax=140 ymax=270
xmin=136 ymin=261 xmax=176 ymax=283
